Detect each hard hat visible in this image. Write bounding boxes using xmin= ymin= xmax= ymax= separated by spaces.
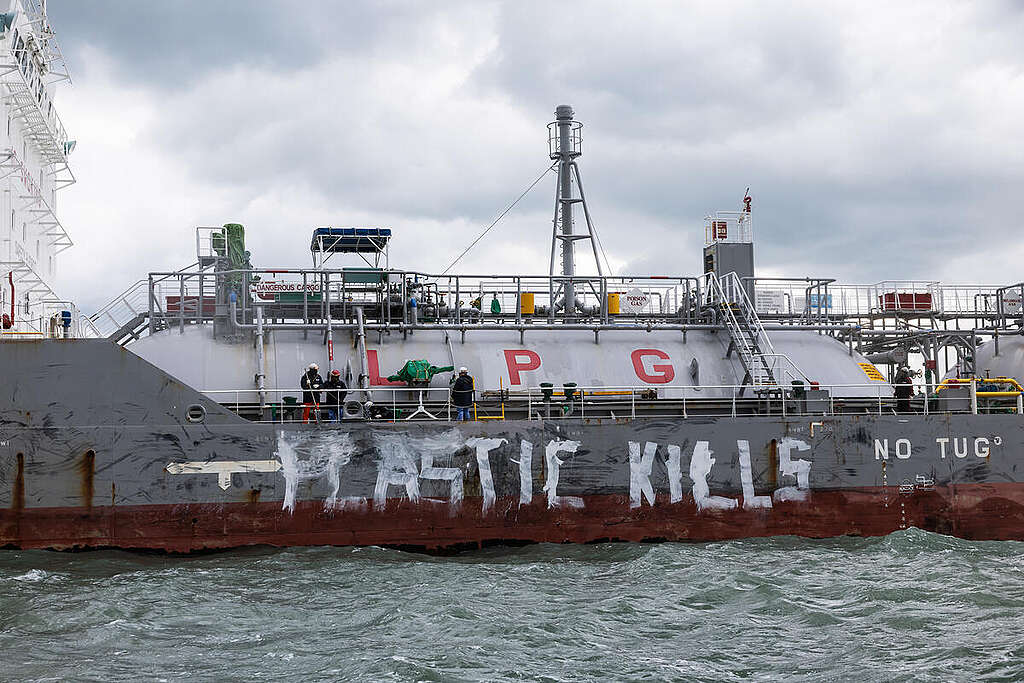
xmin=308 ymin=363 xmax=319 ymax=371
xmin=331 ymin=369 xmax=341 ymax=376
xmin=459 ymin=366 xmax=468 ymax=373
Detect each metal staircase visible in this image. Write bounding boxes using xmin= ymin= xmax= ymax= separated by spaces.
xmin=90 ymin=271 xmax=187 ymax=345
xmin=703 ymin=272 xmax=805 ymax=391
xmin=89 ymin=279 xmax=152 ymax=343
xmin=89 ymin=262 xmax=212 ymax=345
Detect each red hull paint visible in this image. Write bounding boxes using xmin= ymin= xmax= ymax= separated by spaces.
xmin=3 ymin=484 xmax=1024 ymax=553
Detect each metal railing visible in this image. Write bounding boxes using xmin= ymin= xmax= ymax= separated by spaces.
xmin=141 ymin=267 xmax=703 ymax=329
xmin=705 ymin=210 xmax=753 ymax=245
xmin=0 ymin=20 xmax=70 ymax=165
xmin=703 ymin=271 xmax=808 ymax=386
xmin=995 ymin=282 xmax=1024 ymax=327
xmin=88 ymin=262 xmax=202 ymax=339
xmin=753 ymin=279 xmax=1014 ymax=319
xmin=91 ymin=261 xmax=1024 ymax=346
xmin=202 ymin=386 xmax=457 ymax=424
xmin=89 ymin=279 xmax=150 ymax=338
xmin=0 ymin=299 xmax=100 ymax=339
xmin=198 ymin=380 xmax=1018 ymax=424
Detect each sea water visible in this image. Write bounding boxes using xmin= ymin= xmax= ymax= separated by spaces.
xmin=1 ymin=529 xmax=1022 ymax=681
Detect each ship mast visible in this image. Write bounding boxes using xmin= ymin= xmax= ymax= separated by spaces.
xmin=548 ymin=105 xmax=603 ymax=315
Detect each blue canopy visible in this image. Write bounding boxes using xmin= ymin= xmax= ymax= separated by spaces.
xmin=311 ymin=227 xmax=392 ymax=253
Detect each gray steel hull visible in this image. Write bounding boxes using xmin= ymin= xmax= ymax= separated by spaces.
xmin=2 ymin=340 xmax=1023 ymax=551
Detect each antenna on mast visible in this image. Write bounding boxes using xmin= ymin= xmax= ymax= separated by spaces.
xmin=548 ymin=105 xmax=603 ymax=316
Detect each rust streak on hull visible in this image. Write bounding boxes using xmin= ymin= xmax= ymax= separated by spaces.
xmin=80 ymin=450 xmax=95 ymax=510
xmin=12 ymin=452 xmax=24 ymax=512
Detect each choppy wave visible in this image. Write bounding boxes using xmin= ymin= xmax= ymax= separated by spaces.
xmin=1 ymin=529 xmax=1023 ymax=681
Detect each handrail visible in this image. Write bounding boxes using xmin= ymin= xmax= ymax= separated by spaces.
xmin=202 ymin=382 xmax=907 ymax=396
xmin=701 ymin=271 xmax=807 ymax=387
xmin=89 ymin=262 xmax=202 ymax=338
xmin=194 ymin=379 xmax=1015 ymax=423
xmin=124 ymin=264 xmax=1024 ymax=350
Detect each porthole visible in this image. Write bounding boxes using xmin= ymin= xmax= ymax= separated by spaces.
xmin=186 ymin=404 xmax=207 ymax=423
xmin=343 ymin=400 xmax=364 ymax=419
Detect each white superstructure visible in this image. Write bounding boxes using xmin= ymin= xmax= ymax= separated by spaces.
xmin=0 ymin=0 xmax=89 ymax=338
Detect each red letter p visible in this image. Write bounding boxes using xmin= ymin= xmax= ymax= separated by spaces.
xmin=504 ymin=349 xmax=541 ymax=385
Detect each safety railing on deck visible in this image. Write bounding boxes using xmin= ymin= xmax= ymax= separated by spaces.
xmin=752 ymin=279 xmax=1014 ymax=320
xmin=97 ymin=264 xmax=1024 ymax=344
xmin=0 ymin=300 xmax=101 ymax=339
xmin=89 ymin=279 xmax=150 ymax=338
xmin=198 ymin=380 xmax=1020 ymax=424
xmin=142 ymin=267 xmax=703 ymax=332
xmin=89 ymin=262 xmax=203 ymax=340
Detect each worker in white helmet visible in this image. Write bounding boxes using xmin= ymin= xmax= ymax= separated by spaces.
xmin=300 ymin=363 xmax=324 ymax=423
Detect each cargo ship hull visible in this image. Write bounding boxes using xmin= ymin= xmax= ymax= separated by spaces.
xmin=2 ymin=342 xmax=1022 ymax=552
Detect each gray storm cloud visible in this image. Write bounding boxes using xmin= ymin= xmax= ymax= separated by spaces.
xmin=47 ymin=1 xmax=1024 ymax=310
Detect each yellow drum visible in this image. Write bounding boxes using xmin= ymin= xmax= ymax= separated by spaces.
xmin=520 ymin=292 xmax=535 ymax=315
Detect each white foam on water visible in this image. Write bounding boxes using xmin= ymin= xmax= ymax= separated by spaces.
xmin=6 ymin=569 xmax=55 ymax=583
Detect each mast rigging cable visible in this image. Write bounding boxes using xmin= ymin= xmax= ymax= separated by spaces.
xmin=440 ymin=162 xmax=557 ymax=275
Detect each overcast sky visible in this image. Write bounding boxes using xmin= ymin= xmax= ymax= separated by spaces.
xmin=46 ymin=1 xmax=1024 ymax=311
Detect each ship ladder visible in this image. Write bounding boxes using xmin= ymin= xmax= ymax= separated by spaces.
xmin=707 ymin=272 xmax=779 ymax=397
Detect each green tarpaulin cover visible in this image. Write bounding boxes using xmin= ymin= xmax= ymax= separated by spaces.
xmin=387 ymin=360 xmax=455 ymax=386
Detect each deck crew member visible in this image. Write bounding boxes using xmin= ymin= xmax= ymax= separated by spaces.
xmin=324 ymin=369 xmax=347 ymax=422
xmin=894 ymin=366 xmax=914 ymax=413
xmin=300 ymin=363 xmax=324 ymax=423
xmin=451 ymin=367 xmax=475 ymax=421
